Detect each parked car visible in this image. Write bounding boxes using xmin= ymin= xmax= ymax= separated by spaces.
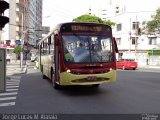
xmin=116 ymin=59 xmax=138 ymax=70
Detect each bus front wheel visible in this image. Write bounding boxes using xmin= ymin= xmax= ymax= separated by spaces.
xmin=51 ymin=70 xmax=60 ymax=89
xmin=92 ymin=84 xmax=100 ymax=88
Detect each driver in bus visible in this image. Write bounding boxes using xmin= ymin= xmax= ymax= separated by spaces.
xmin=74 ymin=43 xmax=89 ymax=62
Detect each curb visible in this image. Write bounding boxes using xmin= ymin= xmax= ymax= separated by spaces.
xmin=138 ymin=66 xmax=160 ymax=69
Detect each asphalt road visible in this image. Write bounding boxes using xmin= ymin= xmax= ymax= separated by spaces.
xmin=0 ymin=67 xmax=160 ymax=116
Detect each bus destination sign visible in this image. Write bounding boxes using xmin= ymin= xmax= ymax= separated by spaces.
xmin=71 ymin=25 xmax=102 ymax=32
xmin=61 ymin=23 xmax=111 ymax=33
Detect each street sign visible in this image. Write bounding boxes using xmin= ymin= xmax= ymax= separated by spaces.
xmin=15 ymin=40 xmax=21 ymax=45
xmin=0 ymin=48 xmax=6 ymax=92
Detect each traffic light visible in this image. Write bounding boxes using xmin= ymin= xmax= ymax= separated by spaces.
xmin=115 ymin=5 xmax=119 ymax=14
xmin=0 ymin=0 xmax=9 ymax=30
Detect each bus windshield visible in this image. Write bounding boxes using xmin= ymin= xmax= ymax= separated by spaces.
xmin=62 ymin=35 xmax=113 ymax=63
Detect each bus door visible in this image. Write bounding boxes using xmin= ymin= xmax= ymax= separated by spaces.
xmin=54 ymin=35 xmax=60 ymax=84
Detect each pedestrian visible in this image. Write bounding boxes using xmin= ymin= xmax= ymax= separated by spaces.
xmin=147 ymin=58 xmax=149 ymax=65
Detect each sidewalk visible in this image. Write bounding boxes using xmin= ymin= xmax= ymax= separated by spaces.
xmin=138 ymin=64 xmax=160 ymax=69
xmin=6 ymin=60 xmax=27 ymax=76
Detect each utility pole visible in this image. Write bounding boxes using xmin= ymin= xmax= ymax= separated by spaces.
xmin=135 ymin=16 xmax=138 ymax=61
xmin=129 ymin=18 xmax=131 ymax=53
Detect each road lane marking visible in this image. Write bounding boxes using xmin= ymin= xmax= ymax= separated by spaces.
xmin=6 ymin=86 xmax=19 ymax=89
xmin=0 ymin=97 xmax=16 ymax=101
xmin=6 ymin=83 xmax=20 ymax=86
xmin=6 ymin=89 xmax=19 ymax=92
xmin=10 ymin=76 xmax=21 ymax=79
xmin=0 ymin=92 xmax=18 ymax=96
xmin=0 ymin=102 xmax=15 ymax=107
xmin=9 ymin=79 xmax=20 ymax=82
xmin=6 ymin=81 xmax=20 ymax=84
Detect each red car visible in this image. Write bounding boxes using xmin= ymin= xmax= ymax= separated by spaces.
xmin=116 ymin=59 xmax=138 ymax=70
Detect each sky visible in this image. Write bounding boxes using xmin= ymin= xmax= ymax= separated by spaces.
xmin=2 ymin=0 xmax=160 ymax=40
xmin=42 ymin=0 xmax=160 ymax=29
xmin=42 ymin=0 xmax=111 ymax=28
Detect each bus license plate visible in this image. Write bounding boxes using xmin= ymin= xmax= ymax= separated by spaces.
xmin=87 ymin=76 xmax=97 ymax=81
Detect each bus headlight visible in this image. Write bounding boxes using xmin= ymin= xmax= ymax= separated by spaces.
xmin=67 ymin=69 xmax=71 ymax=73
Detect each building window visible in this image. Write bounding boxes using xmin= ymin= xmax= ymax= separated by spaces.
xmin=132 ymin=37 xmax=138 ymax=45
xmin=132 ymin=22 xmax=139 ymax=30
xmin=117 ymin=24 xmax=122 ymax=31
xmin=149 ymin=37 xmax=157 ymax=45
xmin=116 ymin=38 xmax=121 ymax=45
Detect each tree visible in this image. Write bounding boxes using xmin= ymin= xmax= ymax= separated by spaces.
xmin=146 ymin=8 xmax=160 ymax=33
xmin=144 ymin=8 xmax=160 ymax=50
xmin=73 ymin=15 xmax=116 ymax=26
xmin=13 ymin=45 xmax=22 ymax=61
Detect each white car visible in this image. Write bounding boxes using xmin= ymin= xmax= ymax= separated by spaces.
xmin=31 ymin=53 xmax=37 ymax=62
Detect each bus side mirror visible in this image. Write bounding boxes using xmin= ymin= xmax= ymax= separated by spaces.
xmin=54 ymin=34 xmax=59 ymax=46
xmin=113 ymin=37 xmax=119 ymax=53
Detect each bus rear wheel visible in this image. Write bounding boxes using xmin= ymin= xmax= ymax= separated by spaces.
xmin=41 ymin=66 xmax=47 ymax=79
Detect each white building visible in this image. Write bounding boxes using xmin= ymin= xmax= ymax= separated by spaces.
xmin=111 ymin=7 xmax=160 ymax=65
xmin=88 ymin=0 xmax=160 ymax=65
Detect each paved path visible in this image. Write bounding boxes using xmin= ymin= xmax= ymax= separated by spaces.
xmin=6 ymin=60 xmax=27 ymax=76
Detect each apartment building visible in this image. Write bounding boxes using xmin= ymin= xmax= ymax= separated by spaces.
xmin=9 ymin=0 xmax=43 ymax=46
xmin=28 ymin=0 xmax=42 ymax=45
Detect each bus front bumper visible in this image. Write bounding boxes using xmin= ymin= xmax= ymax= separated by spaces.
xmin=59 ymin=70 xmax=116 ymax=86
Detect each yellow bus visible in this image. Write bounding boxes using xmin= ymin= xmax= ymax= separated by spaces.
xmin=38 ymin=22 xmax=118 ymax=89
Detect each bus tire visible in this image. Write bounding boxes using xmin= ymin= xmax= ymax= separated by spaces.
xmin=51 ymin=69 xmax=60 ymax=89
xmin=92 ymin=84 xmax=100 ymax=88
xmin=41 ymin=65 xmax=47 ymax=79
xmin=41 ymin=65 xmax=43 ymax=72
xmin=42 ymin=74 xmax=47 ymax=79
xmin=53 ymin=82 xmax=60 ymax=89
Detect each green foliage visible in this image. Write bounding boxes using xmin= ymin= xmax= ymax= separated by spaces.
xmin=13 ymin=45 xmax=22 ymax=54
xmin=146 ymin=8 xmax=160 ymax=33
xmin=103 ymin=20 xmax=116 ymax=26
xmin=73 ymin=15 xmax=103 ymax=23
xmin=148 ymin=50 xmax=160 ymax=55
xmin=147 ymin=20 xmax=158 ymax=32
xmin=73 ymin=15 xmax=116 ymax=26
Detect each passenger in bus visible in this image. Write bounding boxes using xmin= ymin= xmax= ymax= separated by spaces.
xmin=65 ymin=52 xmax=73 ymax=62
xmin=64 ymin=47 xmax=74 ymax=62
